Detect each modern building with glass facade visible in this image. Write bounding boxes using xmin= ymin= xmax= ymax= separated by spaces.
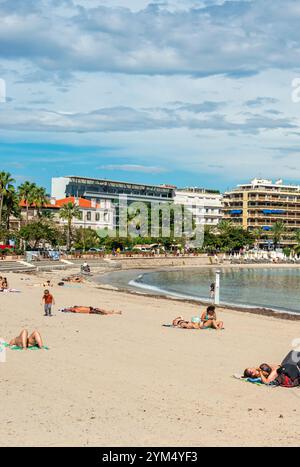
xmin=52 ymin=176 xmax=175 ymax=204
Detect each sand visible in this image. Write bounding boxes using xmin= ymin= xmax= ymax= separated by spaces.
xmin=1 ymin=269 xmax=300 ymax=447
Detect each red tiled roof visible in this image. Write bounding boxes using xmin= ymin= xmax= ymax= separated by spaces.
xmin=55 ymin=197 xmax=93 ymax=208
xmin=19 ymin=200 xmax=59 ymax=209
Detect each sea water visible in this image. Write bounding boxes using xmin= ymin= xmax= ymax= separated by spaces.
xmin=131 ymin=267 xmax=300 ymax=314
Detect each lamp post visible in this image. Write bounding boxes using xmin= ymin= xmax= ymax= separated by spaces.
xmin=215 ymin=270 xmax=221 ymax=305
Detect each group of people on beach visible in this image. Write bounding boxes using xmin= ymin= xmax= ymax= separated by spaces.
xmin=4 ymin=270 xmax=300 ymax=389
xmin=172 ymin=305 xmax=224 ymax=330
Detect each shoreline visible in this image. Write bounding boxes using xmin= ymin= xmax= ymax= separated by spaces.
xmin=94 ymin=265 xmax=300 ymax=321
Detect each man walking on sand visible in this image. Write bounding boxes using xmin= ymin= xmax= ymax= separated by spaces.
xmin=42 ymin=289 xmax=55 ymax=317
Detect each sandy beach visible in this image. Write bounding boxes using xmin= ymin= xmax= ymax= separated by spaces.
xmin=1 ymin=269 xmax=300 ymax=447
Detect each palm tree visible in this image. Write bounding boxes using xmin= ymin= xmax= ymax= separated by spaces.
xmin=217 ymin=220 xmax=233 ymax=236
xmin=18 ymin=181 xmax=37 ymax=223
xmin=252 ymin=227 xmax=263 ymax=247
xmin=0 ymin=171 xmax=15 ymax=226
xmin=272 ymin=221 xmax=285 ymax=249
xmin=293 ymin=230 xmax=300 ymax=255
xmin=32 ymin=186 xmax=49 ymax=217
xmin=3 ymin=186 xmax=20 ymax=230
xmin=59 ymin=202 xmax=81 ymax=250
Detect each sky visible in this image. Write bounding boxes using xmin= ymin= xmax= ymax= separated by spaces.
xmin=1 ymin=0 xmax=300 ymax=193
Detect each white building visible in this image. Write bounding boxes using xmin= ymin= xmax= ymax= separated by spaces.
xmin=55 ymin=197 xmax=115 ymax=232
xmin=174 ymin=188 xmax=223 ymax=227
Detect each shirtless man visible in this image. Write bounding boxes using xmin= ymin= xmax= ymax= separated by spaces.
xmin=62 ymin=306 xmax=122 ymax=315
xmin=9 ymin=330 xmax=43 ymax=349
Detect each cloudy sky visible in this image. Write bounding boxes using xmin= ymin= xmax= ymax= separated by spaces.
xmin=1 ymin=0 xmax=300 ymax=192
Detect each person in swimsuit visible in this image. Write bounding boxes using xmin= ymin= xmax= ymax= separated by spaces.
xmin=201 ymin=305 xmax=224 ymax=330
xmin=9 ymin=329 xmax=43 ymax=349
xmin=243 ymin=363 xmax=280 ymax=384
xmin=62 ymin=306 xmax=122 ymax=315
xmin=172 ymin=316 xmax=203 ymax=329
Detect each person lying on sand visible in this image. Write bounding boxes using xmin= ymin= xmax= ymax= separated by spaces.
xmin=61 ymin=306 xmax=122 ymax=315
xmin=244 ymin=350 xmax=300 ymax=387
xmin=172 ymin=317 xmax=203 ymax=329
xmin=9 ymin=329 xmax=43 ymax=349
xmin=243 ymin=363 xmax=280 ymax=384
xmin=62 ymin=275 xmax=84 ymax=283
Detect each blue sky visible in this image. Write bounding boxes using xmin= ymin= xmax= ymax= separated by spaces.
xmin=1 ymin=0 xmax=300 ymax=193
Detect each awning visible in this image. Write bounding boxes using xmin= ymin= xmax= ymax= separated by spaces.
xmin=230 ymin=210 xmax=242 ymax=215
xmin=262 ymin=210 xmax=285 ymax=214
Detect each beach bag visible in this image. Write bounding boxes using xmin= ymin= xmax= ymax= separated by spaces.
xmin=275 ymin=351 xmax=300 ymax=387
xmin=275 ymin=373 xmax=300 ymax=388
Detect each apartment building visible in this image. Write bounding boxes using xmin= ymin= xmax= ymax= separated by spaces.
xmin=174 ymin=188 xmax=223 ymax=227
xmin=223 ymin=178 xmax=300 ymax=246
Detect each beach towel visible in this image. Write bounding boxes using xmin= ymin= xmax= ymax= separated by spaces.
xmin=162 ymin=324 xmax=215 ymax=330
xmin=233 ymin=374 xmax=264 ymax=386
xmin=2 ymin=342 xmax=49 ymax=350
xmin=0 ymin=289 xmax=21 ymax=293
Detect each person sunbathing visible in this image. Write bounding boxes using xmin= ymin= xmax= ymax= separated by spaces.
xmin=62 ymin=306 xmax=122 ymax=315
xmin=62 ymin=275 xmax=83 ymax=283
xmin=172 ymin=316 xmax=203 ymax=329
xmin=201 ymin=305 xmax=224 ymax=330
xmin=9 ymin=329 xmax=43 ymax=349
xmin=243 ymin=363 xmax=280 ymax=384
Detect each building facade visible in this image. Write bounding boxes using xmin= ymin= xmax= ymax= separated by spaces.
xmin=55 ymin=197 xmax=115 ymax=231
xmin=223 ymin=178 xmax=300 ymax=247
xmin=174 ymin=188 xmax=223 ymax=227
xmin=16 ymin=197 xmax=114 ymax=232
xmin=52 ymin=176 xmax=175 ymax=204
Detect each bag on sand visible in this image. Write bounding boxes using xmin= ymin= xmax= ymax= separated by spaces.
xmin=275 ymin=351 xmax=300 ymax=387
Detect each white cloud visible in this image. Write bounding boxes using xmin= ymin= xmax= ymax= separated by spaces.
xmin=98 ymin=164 xmax=168 ymax=173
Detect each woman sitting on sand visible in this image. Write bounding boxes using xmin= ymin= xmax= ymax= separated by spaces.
xmin=61 ymin=306 xmax=122 ymax=315
xmin=0 ymin=277 xmax=8 ymax=290
xmin=200 ymin=305 xmax=224 ymax=330
xmin=9 ymin=329 xmax=43 ymax=349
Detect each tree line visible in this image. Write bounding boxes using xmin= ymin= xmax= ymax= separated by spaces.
xmin=1 ymin=170 xmax=300 ymax=254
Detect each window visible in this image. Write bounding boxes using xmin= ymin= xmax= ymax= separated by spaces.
xmin=86 ymin=211 xmax=91 ymax=221
xmin=95 ymin=213 xmax=100 ymax=222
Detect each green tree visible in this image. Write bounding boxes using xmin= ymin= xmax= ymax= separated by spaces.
xmin=272 ymin=221 xmax=285 ymax=249
xmin=251 ymin=227 xmax=263 ymax=247
xmin=2 ymin=186 xmax=20 ymax=230
xmin=0 ymin=171 xmax=15 ymax=226
xmin=18 ymin=181 xmax=37 ymax=223
xmin=19 ymin=220 xmax=60 ymax=249
xmin=32 ymin=186 xmax=49 ymax=217
xmin=74 ymin=227 xmax=101 ymax=251
xmin=293 ymin=230 xmax=300 ymax=255
xmin=59 ymin=202 xmax=81 ymax=250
